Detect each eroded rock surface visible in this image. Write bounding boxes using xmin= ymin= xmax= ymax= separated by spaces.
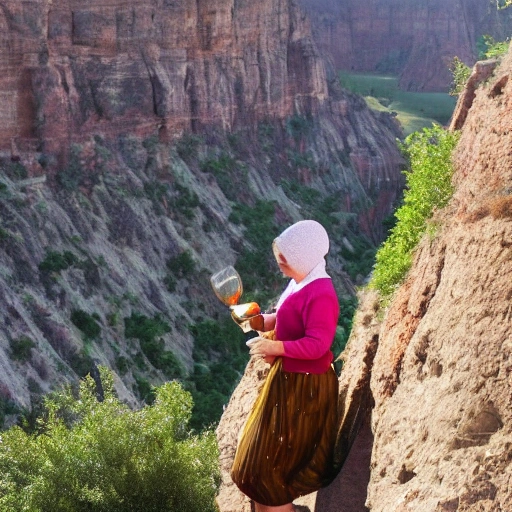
xmin=217 ymin=49 xmax=512 ymax=512
xmin=300 ymin=0 xmax=512 ymax=92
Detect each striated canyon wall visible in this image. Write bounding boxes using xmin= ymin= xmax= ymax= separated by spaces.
xmin=0 ymin=0 xmax=404 ymax=420
xmin=1 ymin=0 xmax=327 ymax=157
xmin=299 ymin=0 xmax=512 ymax=92
xmin=217 ymin=46 xmax=512 ymax=511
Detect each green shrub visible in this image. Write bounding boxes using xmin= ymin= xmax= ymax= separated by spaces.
xmin=0 ymin=369 xmax=220 ymax=512
xmin=188 ymin=318 xmax=247 ymax=430
xmin=449 ymin=57 xmax=471 ymax=96
xmin=134 ymin=374 xmax=156 ymax=404
xmin=477 ymin=35 xmax=510 ymax=59
xmin=228 ymin=200 xmax=281 ymax=302
xmin=286 ymin=114 xmax=312 ymax=142
xmin=115 ymin=356 xmax=129 ymax=376
xmin=3 ymin=161 xmax=28 ymax=180
xmin=370 ymin=125 xmax=459 ymax=298
xmin=38 ymin=250 xmax=77 ymax=273
xmin=9 ymin=336 xmax=36 ymax=363
xmin=166 ymin=250 xmax=195 ymax=278
xmin=175 ymin=133 xmax=203 ymax=161
xmin=171 ymin=183 xmax=200 ymax=219
xmin=69 ymin=349 xmax=95 ymax=378
xmin=56 ymin=144 xmax=83 ymax=191
xmin=124 ymin=313 xmax=183 ymax=378
xmin=0 ymin=397 xmax=18 ymax=429
xmin=200 ymin=153 xmax=243 ymax=201
xmin=71 ymin=310 xmax=101 ymax=339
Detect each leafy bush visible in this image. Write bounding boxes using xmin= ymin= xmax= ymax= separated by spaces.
xmin=229 ymin=200 xmax=282 ymax=302
xmin=56 ymin=144 xmax=84 ymax=191
xmin=0 ymin=369 xmax=220 ymax=512
xmin=71 ymin=309 xmax=101 ymax=339
xmin=166 ymin=251 xmax=195 ymax=278
xmin=188 ymin=318 xmax=247 ymax=430
xmin=124 ymin=313 xmax=183 ymax=379
xmin=477 ymin=35 xmax=510 ymax=59
xmin=38 ymin=250 xmax=78 ymax=273
xmin=0 ymin=397 xmax=18 ymax=429
xmin=175 ymin=132 xmax=203 ymax=161
xmin=449 ymin=57 xmax=471 ymax=96
xmin=9 ymin=336 xmax=36 ymax=363
xmin=370 ymin=125 xmax=459 ymax=299
xmin=68 ymin=349 xmax=95 ymax=378
xmin=200 ymin=153 xmax=244 ymax=201
xmin=171 ymin=183 xmax=200 ymax=219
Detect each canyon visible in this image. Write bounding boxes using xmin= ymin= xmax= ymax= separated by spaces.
xmin=300 ymin=0 xmax=512 ymax=92
xmin=217 ymin=45 xmax=512 ymax=511
xmin=0 ymin=0 xmax=403 ymax=420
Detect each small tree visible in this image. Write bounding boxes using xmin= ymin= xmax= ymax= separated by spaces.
xmin=0 ymin=368 xmax=220 ymax=512
xmin=449 ymin=57 xmax=471 ymax=96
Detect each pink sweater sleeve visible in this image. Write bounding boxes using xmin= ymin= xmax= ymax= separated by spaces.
xmin=281 ymin=292 xmax=338 ymax=360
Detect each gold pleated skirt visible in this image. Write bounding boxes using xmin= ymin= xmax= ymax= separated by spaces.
xmin=231 ymin=358 xmax=339 ymax=506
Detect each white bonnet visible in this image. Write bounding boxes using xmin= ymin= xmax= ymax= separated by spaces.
xmin=274 ymin=220 xmax=329 ymax=276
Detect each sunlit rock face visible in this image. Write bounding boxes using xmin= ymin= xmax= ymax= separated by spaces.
xmin=0 ymin=0 xmax=404 ymax=234
xmin=299 ymin=0 xmax=512 ymax=92
xmin=1 ymin=0 xmax=327 ymax=155
xmin=0 ymin=0 xmax=405 ymax=421
xmin=217 ymin=48 xmax=512 ymax=512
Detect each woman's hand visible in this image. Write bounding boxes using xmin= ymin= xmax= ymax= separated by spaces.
xmin=248 ymin=337 xmax=284 ymax=364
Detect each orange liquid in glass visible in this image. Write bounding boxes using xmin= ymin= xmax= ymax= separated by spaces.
xmin=225 ymin=289 xmax=242 ymax=306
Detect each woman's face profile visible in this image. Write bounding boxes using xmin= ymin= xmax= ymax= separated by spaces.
xmin=273 ymin=242 xmax=295 ymax=279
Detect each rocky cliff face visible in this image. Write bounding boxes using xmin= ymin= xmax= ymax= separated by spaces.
xmin=299 ymin=0 xmax=512 ymax=92
xmin=2 ymin=0 xmax=319 ymax=154
xmin=216 ymin=46 xmax=512 ymax=512
xmin=0 ymin=0 xmax=404 ymax=421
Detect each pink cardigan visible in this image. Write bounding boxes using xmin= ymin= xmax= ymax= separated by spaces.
xmin=275 ymin=278 xmax=339 ymax=374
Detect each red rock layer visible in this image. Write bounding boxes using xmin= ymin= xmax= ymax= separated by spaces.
xmin=300 ymin=0 xmax=512 ymax=92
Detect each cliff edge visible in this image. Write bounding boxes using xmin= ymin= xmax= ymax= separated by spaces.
xmin=217 ymin=46 xmax=512 ymax=511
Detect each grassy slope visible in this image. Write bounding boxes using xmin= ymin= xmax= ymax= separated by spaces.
xmin=340 ymin=73 xmax=457 ymax=136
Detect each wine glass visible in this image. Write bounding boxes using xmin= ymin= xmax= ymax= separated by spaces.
xmin=210 ymin=266 xmax=261 ymax=332
xmin=210 ymin=266 xmax=243 ymax=306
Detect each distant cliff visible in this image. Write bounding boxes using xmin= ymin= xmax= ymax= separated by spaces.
xmin=299 ymin=0 xmax=512 ymax=92
xmin=0 ymin=0 xmax=403 ymax=418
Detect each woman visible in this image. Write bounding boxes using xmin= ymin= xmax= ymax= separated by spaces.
xmin=231 ymin=220 xmax=339 ymax=512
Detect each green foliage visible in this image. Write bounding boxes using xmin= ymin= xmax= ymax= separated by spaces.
xmin=477 ymin=35 xmax=510 ymax=59
xmin=124 ymin=313 xmax=183 ymax=379
xmin=115 ymin=356 xmax=129 ymax=376
xmin=56 ymin=144 xmax=84 ymax=191
xmin=228 ymin=200 xmax=282 ymax=302
xmin=339 ymin=236 xmax=376 ymax=281
xmin=200 ymin=153 xmax=243 ymax=201
xmin=370 ymin=125 xmax=459 ymax=298
xmin=332 ymin=296 xmax=358 ymax=372
xmin=0 ymin=397 xmax=18 ymax=429
xmin=71 ymin=310 xmax=101 ymax=340
xmin=2 ymin=161 xmax=28 ymax=181
xmin=167 ymin=250 xmax=196 ymax=278
xmin=0 ymin=369 xmax=220 ymax=512
xmin=68 ymin=350 xmax=95 ymax=378
xmin=285 ymin=114 xmax=312 ymax=142
xmin=171 ymin=183 xmax=200 ymax=219
xmin=38 ymin=250 xmax=78 ymax=273
xmin=280 ymin=180 xmax=340 ymax=232
xmin=188 ymin=318 xmax=247 ymax=430
xmin=496 ymin=0 xmax=512 ymax=9
xmin=175 ymin=132 xmax=203 ymax=161
xmin=449 ymin=57 xmax=472 ymax=96
xmin=9 ymin=336 xmax=36 ymax=363
xmin=144 ymin=180 xmax=168 ymax=204
xmin=340 ymin=72 xmax=456 ymax=135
